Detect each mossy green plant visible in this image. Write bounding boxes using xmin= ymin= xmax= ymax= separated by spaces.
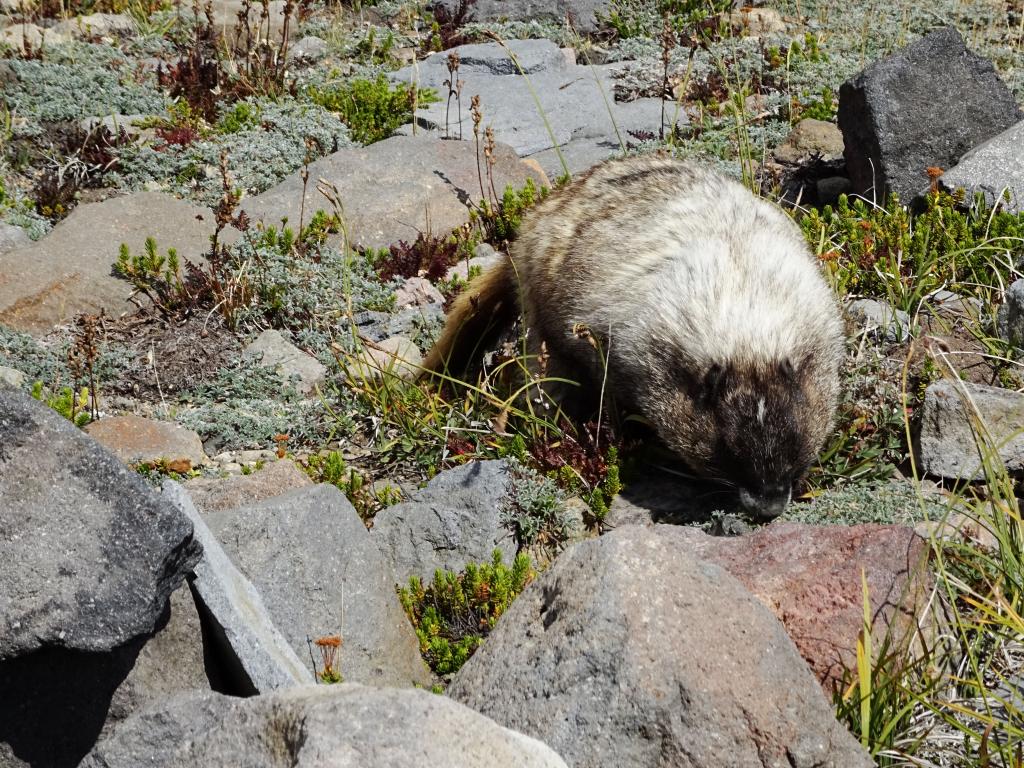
xmin=30 ymin=381 xmax=91 ymax=428
xmin=801 ymin=190 xmax=1024 ymax=312
xmin=307 ymin=75 xmax=438 ymax=145
xmin=397 ymin=549 xmax=534 ymax=677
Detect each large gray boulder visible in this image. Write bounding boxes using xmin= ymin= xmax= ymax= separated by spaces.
xmin=448 ymin=525 xmax=873 ymax=768
xmin=203 ymin=484 xmax=431 ymax=687
xmin=0 ymin=192 xmax=221 ymax=335
xmin=162 ymin=482 xmax=314 ymax=693
xmin=940 ymin=120 xmax=1024 ymax=213
xmin=429 ymin=0 xmax=609 ymax=34
xmin=0 ymin=388 xmax=202 ymax=767
xmin=918 ymin=378 xmax=1024 ymax=480
xmin=83 ymin=685 xmax=569 ymax=767
xmin=373 ymin=460 xmax=518 ymax=583
xmin=838 ymin=27 xmax=1022 ymax=203
xmin=241 ymin=134 xmax=544 ymax=251
xmin=393 ymin=40 xmax=666 ymax=178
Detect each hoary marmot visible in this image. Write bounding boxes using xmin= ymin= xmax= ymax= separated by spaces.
xmin=423 ymin=156 xmax=844 ymax=519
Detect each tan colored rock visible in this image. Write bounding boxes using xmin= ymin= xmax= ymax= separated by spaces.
xmin=729 ymin=6 xmax=786 ymax=36
xmin=348 ymin=336 xmax=423 ymax=383
xmin=183 ymin=459 xmax=313 ymax=513
xmin=85 ymin=415 xmax=209 ymax=470
xmin=0 ymin=193 xmax=220 ymax=336
xmin=774 ymin=118 xmax=845 ymax=165
xmin=1 ymin=22 xmax=71 ymax=49
xmin=674 ymin=522 xmax=932 ymax=691
xmin=52 ymin=12 xmax=136 ymax=39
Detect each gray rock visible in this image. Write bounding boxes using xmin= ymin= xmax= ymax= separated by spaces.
xmin=940 ymin=120 xmax=1024 ymax=212
xmin=728 ymin=6 xmax=785 ymax=35
xmin=288 ymin=35 xmax=329 ymax=64
xmin=838 ymin=27 xmax=1023 ymax=202
xmin=241 ymin=134 xmax=544 ymax=251
xmin=242 ymin=329 xmax=327 ymax=395
xmin=84 ymin=685 xmax=569 ymax=767
xmin=449 ymin=525 xmax=874 ymax=768
xmin=918 ymin=379 xmax=1024 ymax=480
xmin=429 ymin=0 xmax=608 ymax=34
xmin=104 ymin=585 xmax=211 ymax=732
xmin=162 ymin=481 xmax=313 ymax=692
xmin=0 ymin=222 xmax=31 ymax=253
xmin=393 ymin=42 xmax=667 ymax=175
xmin=373 ymin=460 xmax=517 ymax=583
xmin=845 ymin=297 xmax=912 ymax=342
xmin=52 ymin=12 xmax=137 ymax=38
xmin=84 ymin=415 xmax=209 ymax=470
xmin=998 ymin=279 xmax=1024 ymax=349
xmin=0 ymin=390 xmax=201 ymax=657
xmin=0 ymin=365 xmax=26 ymax=388
xmin=394 ymin=276 xmax=445 ymax=308
xmin=0 ymin=192 xmax=222 ymax=336
xmin=203 ymin=484 xmax=431 ymax=687
xmin=386 ymin=302 xmax=446 ymax=339
xmin=0 ymin=390 xmax=202 ymax=768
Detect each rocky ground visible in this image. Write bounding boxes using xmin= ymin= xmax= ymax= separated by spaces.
xmin=1 ymin=0 xmax=1024 ymax=765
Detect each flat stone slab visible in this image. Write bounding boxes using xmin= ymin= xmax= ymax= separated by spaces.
xmin=241 ymin=134 xmax=544 ymax=251
xmin=162 ymin=481 xmax=313 ymax=692
xmin=919 ymin=378 xmax=1024 ymax=480
xmin=940 ymin=119 xmax=1024 ymax=213
xmin=394 ymin=41 xmax=666 ymax=177
xmin=0 ymin=388 xmax=202 ymax=658
xmin=204 ymin=484 xmax=431 ymax=687
xmin=429 ymin=0 xmax=608 ymax=34
xmin=0 ymin=192 xmax=218 ymax=335
xmin=84 ymin=685 xmax=569 ymax=767
xmin=85 ymin=415 xmax=209 ymax=470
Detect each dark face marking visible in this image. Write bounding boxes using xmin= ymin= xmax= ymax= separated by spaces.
xmin=703 ymin=361 xmax=816 ymax=519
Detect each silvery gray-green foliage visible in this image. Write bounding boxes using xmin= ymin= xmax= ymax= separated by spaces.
xmin=174 ymin=357 xmax=354 ymax=450
xmin=112 ymin=97 xmax=352 ymax=206
xmin=225 ymin=232 xmax=398 ymax=361
xmin=500 ymin=460 xmax=573 ymax=546
xmin=3 ymin=43 xmax=166 ymax=124
xmin=0 ymin=326 xmax=131 ymax=388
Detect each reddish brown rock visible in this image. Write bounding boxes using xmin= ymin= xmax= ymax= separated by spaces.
xmin=85 ymin=415 xmax=208 ymax=470
xmin=674 ymin=521 xmax=931 ymax=691
xmin=183 ymin=459 xmax=313 ymax=513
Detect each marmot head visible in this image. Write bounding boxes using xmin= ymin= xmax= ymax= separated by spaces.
xmin=641 ymin=356 xmax=834 ymax=520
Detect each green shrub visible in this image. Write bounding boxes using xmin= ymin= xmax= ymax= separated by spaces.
xmin=397 ymin=550 xmax=534 ymax=677
xmin=801 ymin=190 xmax=1024 ymax=311
xmin=31 ymin=381 xmax=91 ymax=428
xmin=307 ymin=75 xmax=438 ymax=145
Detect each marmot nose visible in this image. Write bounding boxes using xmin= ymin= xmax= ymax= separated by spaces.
xmin=738 ymin=486 xmax=791 ymax=520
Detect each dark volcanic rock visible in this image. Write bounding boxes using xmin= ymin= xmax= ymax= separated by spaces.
xmin=449 ymin=525 xmax=873 ymax=768
xmin=838 ymin=27 xmax=1022 ymax=202
xmin=0 ymin=387 xmax=202 ymax=767
xmin=83 ymin=685 xmax=570 ymax=767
